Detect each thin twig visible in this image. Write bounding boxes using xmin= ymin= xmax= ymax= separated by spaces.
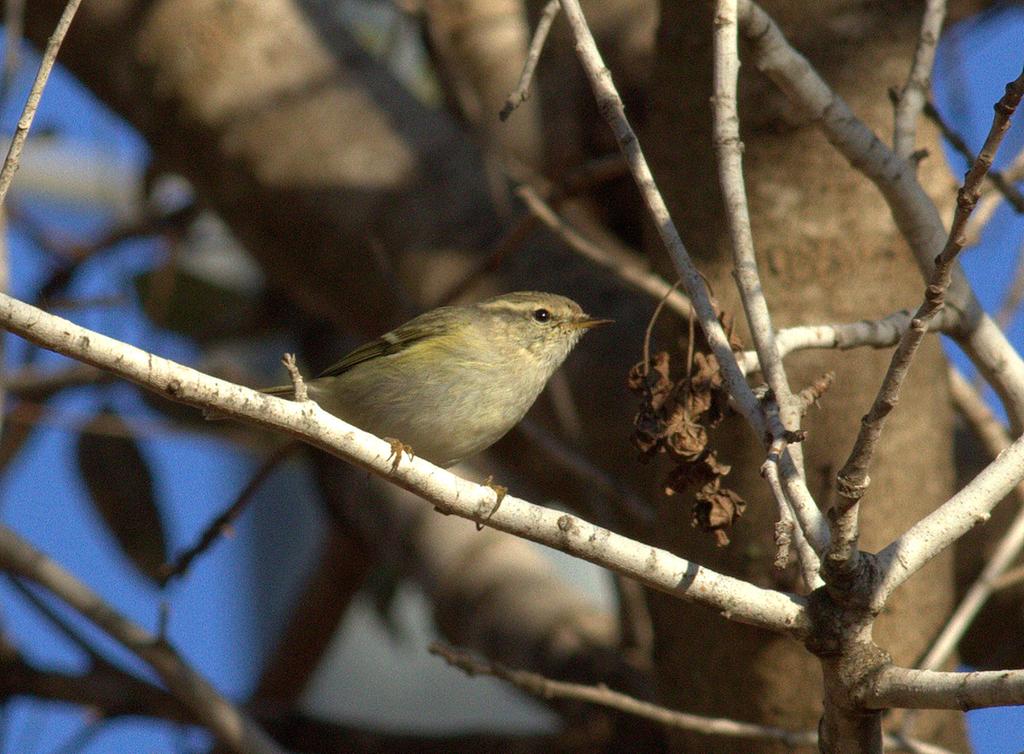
xmin=515 ymin=418 xmax=653 ymax=527
xmin=795 ymin=371 xmax=835 ymax=415
xmin=431 ymin=155 xmax=627 ymax=307
xmin=159 ymin=443 xmax=298 ymax=585
xmin=990 ymin=562 xmax=1024 ymax=591
xmin=499 ymin=0 xmax=560 ymax=121
xmin=763 ymin=460 xmax=794 ymax=570
xmin=429 ymin=643 xmax=953 ymax=753
xmin=760 ymin=413 xmax=822 ymax=589
xmin=892 ymin=0 xmax=947 ymax=160
xmin=517 ymin=184 xmax=694 ymax=320
xmin=965 ymin=144 xmax=1024 ymax=246
xmin=829 ymin=67 xmax=1024 ymax=582
xmin=1 ymin=364 xmax=108 ymax=397
xmin=282 ymin=353 xmax=307 ymax=402
xmin=556 ymin=0 xmax=761 ymax=431
xmin=4 ymin=400 xmax=187 ymax=440
xmin=0 ymin=0 xmax=83 ymax=206
xmin=922 ymin=99 xmax=1024 ymax=214
xmin=0 ymin=525 xmax=285 ymax=754
xmin=641 ymin=278 xmax=683 ymax=372
xmin=7 ymin=576 xmax=106 ymax=665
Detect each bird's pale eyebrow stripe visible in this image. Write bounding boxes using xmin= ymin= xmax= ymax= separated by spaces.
xmin=481 ymin=302 xmax=536 ymax=315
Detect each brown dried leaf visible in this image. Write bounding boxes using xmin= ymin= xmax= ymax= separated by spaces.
xmin=692 ymin=483 xmax=746 ymax=547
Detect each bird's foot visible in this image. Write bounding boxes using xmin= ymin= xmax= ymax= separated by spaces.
xmin=385 ymin=438 xmax=414 ymax=472
xmin=476 ymin=476 xmax=508 ymax=531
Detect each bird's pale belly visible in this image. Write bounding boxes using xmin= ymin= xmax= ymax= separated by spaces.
xmin=308 ymin=362 xmax=546 ymax=468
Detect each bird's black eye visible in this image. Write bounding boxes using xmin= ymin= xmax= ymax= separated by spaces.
xmin=533 ymin=308 xmax=551 ymax=323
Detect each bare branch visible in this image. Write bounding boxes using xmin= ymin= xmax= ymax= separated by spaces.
xmin=965 ymin=144 xmax=1024 ymax=246
xmin=557 ymin=0 xmax=762 ymax=433
xmin=430 ymin=641 xmax=819 ymax=746
xmin=916 ymin=371 xmax=1024 ymax=669
xmin=0 ymin=364 xmax=109 ymax=397
xmin=737 ymin=308 xmax=961 ymax=375
xmin=159 ymin=443 xmax=298 ymax=586
xmin=922 ymin=99 xmax=1024 ymax=215
xmin=713 ymin=0 xmax=795 ymax=429
xmin=0 ymin=0 xmax=82 ymax=206
xmin=874 ymin=420 xmax=1024 ymax=609
xmin=892 ymin=0 xmax=946 ymax=159
xmin=0 ymin=291 xmax=810 ymax=635
xmin=898 ymin=369 xmax=1024 ymax=738
xmin=867 ymin=666 xmax=1024 ymax=710
xmin=995 ymin=239 xmax=1024 ymax=331
xmin=0 ymin=0 xmax=25 ymax=105
xmin=430 ymin=643 xmax=954 ymax=753
xmin=0 ymin=650 xmax=191 ymax=724
xmin=0 ymin=525 xmax=284 ymax=754
xmin=499 ymin=0 xmax=560 ymax=121
xmin=761 ymin=456 xmax=821 ymax=589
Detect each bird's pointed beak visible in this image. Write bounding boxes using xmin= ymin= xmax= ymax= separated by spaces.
xmin=571 ymin=316 xmax=614 ymax=330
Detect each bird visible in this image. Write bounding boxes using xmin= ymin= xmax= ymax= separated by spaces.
xmin=261 ymin=291 xmax=611 ymax=469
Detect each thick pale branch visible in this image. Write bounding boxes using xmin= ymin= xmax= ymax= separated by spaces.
xmin=0 ymin=292 xmax=809 ymax=636
xmin=910 ymin=371 xmax=1024 ymax=672
xmin=867 ymin=666 xmax=1024 ymax=710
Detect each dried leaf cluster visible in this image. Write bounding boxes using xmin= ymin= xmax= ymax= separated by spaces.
xmin=629 ymin=311 xmax=746 ymax=545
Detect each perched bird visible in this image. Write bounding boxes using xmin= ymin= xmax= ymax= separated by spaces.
xmin=262 ymin=291 xmax=611 ymax=468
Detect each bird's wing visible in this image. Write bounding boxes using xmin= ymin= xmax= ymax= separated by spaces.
xmin=316 ymin=308 xmax=457 ymax=378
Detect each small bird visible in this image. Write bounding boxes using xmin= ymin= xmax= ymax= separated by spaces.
xmin=262 ymin=291 xmax=611 ymax=468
